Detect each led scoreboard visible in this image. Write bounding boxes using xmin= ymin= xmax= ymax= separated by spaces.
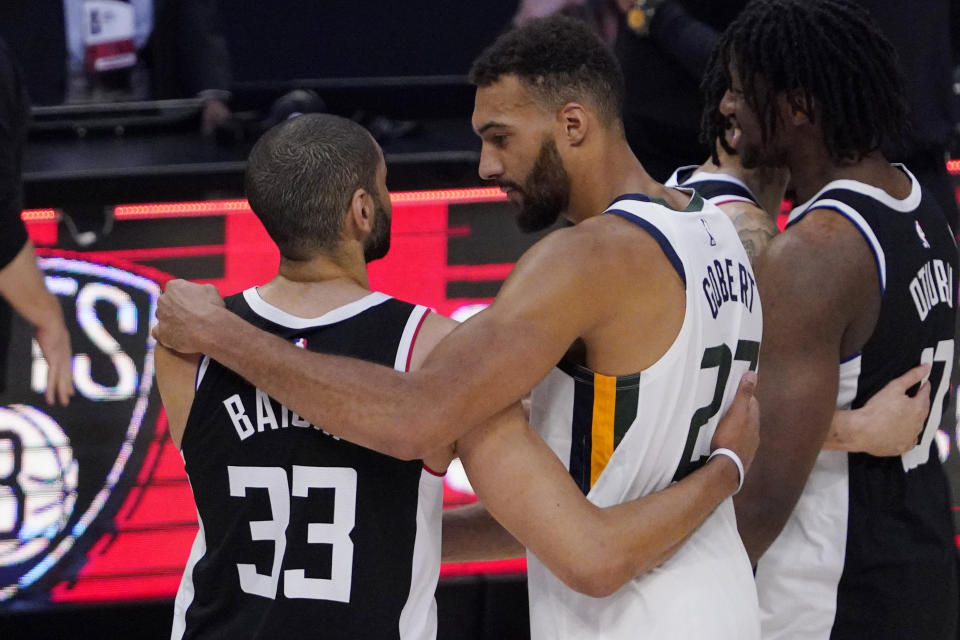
xmin=2 ymin=187 xmax=960 ymax=609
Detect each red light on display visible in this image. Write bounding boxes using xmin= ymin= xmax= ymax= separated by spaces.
xmin=21 ymin=208 xmax=58 ymax=222
xmin=948 ymin=159 xmax=960 ymax=175
xmin=389 ymin=187 xmax=507 ymax=204
xmin=105 ymin=188 xmax=507 ymax=220
xmin=113 ymin=199 xmax=252 ymax=219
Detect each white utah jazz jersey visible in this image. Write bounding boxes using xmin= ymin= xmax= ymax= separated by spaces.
xmin=527 ymin=192 xmax=763 ymax=639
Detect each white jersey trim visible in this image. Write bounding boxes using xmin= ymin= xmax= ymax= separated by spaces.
xmin=397 ymin=468 xmax=443 ymax=640
xmin=755 ymin=355 xmax=858 ymax=640
xmin=665 ymin=166 xmax=763 ymax=206
xmin=171 ymin=502 xmax=208 ymax=640
xmin=394 ymin=305 xmax=430 ymax=372
xmin=791 ymin=164 xmax=921 ymax=214
xmin=664 ymin=165 xmax=699 ymax=187
xmin=599 ymin=198 xmax=693 ymax=381
xmin=194 ymin=355 xmax=211 ymax=391
xmin=687 ymin=170 xmax=762 ymax=204
xmin=708 ymin=194 xmax=759 ymax=207
xmin=242 ymin=288 xmax=391 ymax=329
xmin=789 ymin=198 xmax=887 ymax=295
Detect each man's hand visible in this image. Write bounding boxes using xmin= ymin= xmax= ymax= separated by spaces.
xmin=152 ymin=280 xmax=225 ymax=353
xmin=35 ymin=314 xmax=73 ymax=406
xmin=826 ymin=365 xmax=931 ymax=456
xmin=710 ymin=371 xmax=760 ymax=478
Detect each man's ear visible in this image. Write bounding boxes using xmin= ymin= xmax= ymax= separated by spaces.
xmin=557 ymin=102 xmax=589 ymax=146
xmin=785 ymin=90 xmax=813 ymax=126
xmin=346 ymin=187 xmax=374 ymax=235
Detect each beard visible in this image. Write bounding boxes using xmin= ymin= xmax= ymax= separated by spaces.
xmin=363 ymin=192 xmax=392 ymax=262
xmin=503 ymin=138 xmax=571 ymax=233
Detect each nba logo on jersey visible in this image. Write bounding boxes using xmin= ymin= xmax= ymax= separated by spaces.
xmin=700 ymin=218 xmax=717 ymax=246
xmin=915 ymin=220 xmax=931 ymax=249
xmin=294 ymin=338 xmax=307 ymax=349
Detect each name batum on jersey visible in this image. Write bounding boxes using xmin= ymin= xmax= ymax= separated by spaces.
xmin=909 ymin=258 xmax=954 ymax=321
xmin=222 ymin=388 xmax=340 ymax=442
xmin=702 ymin=256 xmax=757 ymax=319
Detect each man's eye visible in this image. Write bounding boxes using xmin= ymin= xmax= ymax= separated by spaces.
xmin=492 ymin=135 xmax=508 ymax=147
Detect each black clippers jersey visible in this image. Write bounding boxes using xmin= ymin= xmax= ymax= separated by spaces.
xmin=755 ymin=166 xmax=959 ymax=640
xmin=664 ymin=165 xmax=762 ymax=209
xmin=172 ymin=289 xmax=442 ymax=640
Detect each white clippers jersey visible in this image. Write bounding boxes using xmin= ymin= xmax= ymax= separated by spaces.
xmin=527 ymin=192 xmax=763 ymax=639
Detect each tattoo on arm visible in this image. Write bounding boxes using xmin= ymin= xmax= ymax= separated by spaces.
xmin=732 ymin=212 xmax=779 ymax=265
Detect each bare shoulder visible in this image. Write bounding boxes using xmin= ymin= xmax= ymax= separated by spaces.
xmin=154 ymin=344 xmax=201 ymax=448
xmin=765 ymin=207 xmax=875 ymax=280
xmin=494 ymin=216 xmax=672 ymax=319
xmin=518 ymin=214 xmax=670 ymax=276
xmin=760 ymin=207 xmax=879 ymax=332
xmin=408 ymin=311 xmax=458 ymax=371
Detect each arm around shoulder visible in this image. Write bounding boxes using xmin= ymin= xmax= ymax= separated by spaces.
xmin=456 ymin=372 xmax=757 ymax=597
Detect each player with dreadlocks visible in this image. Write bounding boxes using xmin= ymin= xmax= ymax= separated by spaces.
xmin=667 ymin=51 xmax=932 ymax=460
xmin=712 ymin=1 xmax=960 ymax=638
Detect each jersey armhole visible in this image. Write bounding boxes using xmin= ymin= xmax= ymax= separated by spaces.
xmin=605 ymin=209 xmax=687 ymax=287
xmin=195 ymin=355 xmax=211 ymax=391
xmin=394 ymin=305 xmax=430 ymax=372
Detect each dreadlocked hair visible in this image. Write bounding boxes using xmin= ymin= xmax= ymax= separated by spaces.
xmin=701 ymin=45 xmax=735 ymax=165
xmin=469 ymin=15 xmax=624 ymax=128
xmin=711 ymin=0 xmax=908 ymax=164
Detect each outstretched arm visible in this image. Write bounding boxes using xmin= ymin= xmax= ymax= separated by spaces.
xmin=447 ymin=373 xmax=759 ymax=597
xmin=153 ymin=225 xmax=622 ymax=460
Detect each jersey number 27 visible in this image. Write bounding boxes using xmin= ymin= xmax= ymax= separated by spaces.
xmin=673 ymin=339 xmax=760 ymax=482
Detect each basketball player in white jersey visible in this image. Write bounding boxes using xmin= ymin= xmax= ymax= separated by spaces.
xmin=154 ymin=17 xmax=763 ymax=637
xmin=156 ymin=112 xmax=760 ymax=639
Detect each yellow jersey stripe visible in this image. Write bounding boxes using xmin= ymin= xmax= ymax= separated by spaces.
xmin=590 ymin=372 xmax=617 ymax=487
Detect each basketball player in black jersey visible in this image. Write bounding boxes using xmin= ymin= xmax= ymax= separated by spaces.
xmin=663 ymin=62 xmax=935 ymax=459
xmin=154 ymin=17 xmax=769 ymax=635
xmin=155 ymin=112 xmax=761 ymax=639
xmin=711 ymin=1 xmax=959 ymax=637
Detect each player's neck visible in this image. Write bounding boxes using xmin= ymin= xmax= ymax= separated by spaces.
xmin=277 ymin=254 xmax=370 ymax=289
xmin=259 ymin=255 xmax=372 ymax=318
xmin=566 ymin=137 xmax=661 ymax=222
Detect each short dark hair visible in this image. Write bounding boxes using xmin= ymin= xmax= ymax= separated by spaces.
xmin=469 ymin=15 xmax=624 ymax=127
xmin=705 ymin=0 xmax=908 ymax=164
xmin=244 ymin=113 xmax=381 ymax=260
